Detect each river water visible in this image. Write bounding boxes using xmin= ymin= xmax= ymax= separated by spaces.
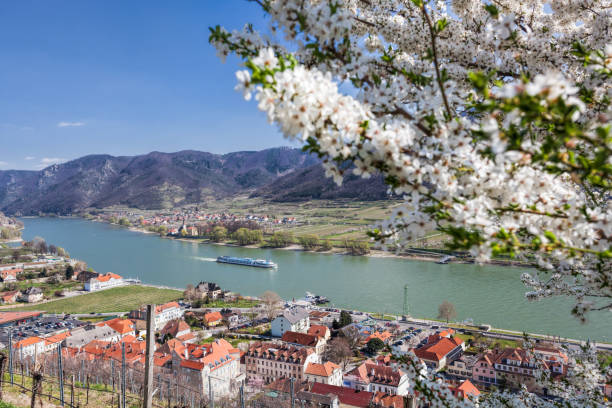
xmin=19 ymin=217 xmax=611 ymax=342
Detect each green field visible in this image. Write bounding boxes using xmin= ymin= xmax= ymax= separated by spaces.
xmin=7 ymin=285 xmax=182 ymax=314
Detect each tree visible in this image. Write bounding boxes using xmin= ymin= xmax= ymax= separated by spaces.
xmin=32 ymin=236 xmax=47 ymax=254
xmin=341 ymin=325 xmax=362 ymax=352
xmin=48 ymin=244 xmax=57 ymax=255
xmin=323 ymin=337 xmax=352 ymax=369
xmin=366 ymin=338 xmax=385 ymax=355
xmin=213 ymin=1 xmax=610 ymax=404
xmin=65 ymin=265 xmax=74 ymax=280
xmin=338 ymin=311 xmax=352 ymax=328
xmin=184 ymin=284 xmax=197 ymax=301
xmin=234 ymin=228 xmax=263 ymax=246
xmin=211 ymin=0 xmax=610 ymax=319
xmin=267 ymin=231 xmax=294 ymax=248
xmin=320 ymin=239 xmax=333 ymax=251
xmin=260 ymin=290 xmax=281 ymax=321
xmin=211 ymin=226 xmax=227 ymax=242
xmin=74 ymin=261 xmax=87 ymax=273
xmin=298 ymin=234 xmax=320 ymax=250
xmin=345 ymin=240 xmax=370 ymax=256
xmin=438 ymin=301 xmax=457 ymax=323
xmin=11 ymin=250 xmax=20 ymax=263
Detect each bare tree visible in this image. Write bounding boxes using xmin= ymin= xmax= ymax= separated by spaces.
xmin=437 ymin=301 xmax=457 ymax=323
xmin=323 ymin=337 xmax=352 ymax=369
xmin=184 ymin=284 xmax=197 ymax=302
xmin=341 ymin=325 xmax=362 ymax=351
xmin=260 ymin=291 xmax=281 ymax=321
xmin=74 ymin=261 xmax=87 ymax=272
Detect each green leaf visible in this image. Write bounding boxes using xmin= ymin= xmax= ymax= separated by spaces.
xmin=484 ymin=4 xmax=499 ymax=18
xmin=435 ymin=18 xmax=448 ymax=33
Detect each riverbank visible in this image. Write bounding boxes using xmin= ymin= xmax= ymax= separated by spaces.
xmin=164 ymin=233 xmax=533 ymax=268
xmin=19 ymin=217 xmax=610 ymax=342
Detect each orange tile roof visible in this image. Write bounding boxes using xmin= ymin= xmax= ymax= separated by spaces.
xmin=120 ymin=335 xmax=138 ymax=343
xmin=15 ymin=336 xmax=44 ymax=348
xmin=107 ymin=319 xmax=135 ymax=335
xmin=82 ymin=340 xmax=110 ymax=357
xmin=44 ymin=332 xmax=71 ymax=345
xmin=0 ymin=311 xmax=43 ymax=325
xmin=176 ymin=332 xmax=196 ymax=342
xmin=204 ymin=311 xmax=222 ymax=323
xmin=449 ymin=379 xmax=480 ymax=399
xmin=180 ymin=359 xmax=205 ymax=370
xmin=305 ymin=361 xmax=340 ymax=377
xmin=156 ymin=302 xmax=180 ymax=313
xmin=154 ymin=353 xmax=172 ymax=367
xmin=96 ymin=272 xmax=122 ymax=282
xmin=414 ymin=337 xmax=463 ymax=362
xmin=366 ymin=331 xmax=392 ymax=343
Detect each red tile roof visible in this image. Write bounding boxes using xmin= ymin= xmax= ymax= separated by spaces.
xmin=348 ymin=361 xmax=405 ymax=386
xmin=373 ymin=392 xmax=405 ymax=408
xmin=307 ymin=324 xmax=329 ymax=338
xmin=180 ymin=359 xmax=205 ymax=370
xmin=310 ymin=383 xmax=373 ymax=408
xmin=282 ymin=331 xmax=320 ymax=347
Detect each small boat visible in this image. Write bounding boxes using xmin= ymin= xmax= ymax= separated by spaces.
xmin=216 ymin=256 xmax=277 ymax=268
xmin=304 ymin=291 xmax=330 ymax=304
xmin=437 ymin=255 xmax=453 ymax=264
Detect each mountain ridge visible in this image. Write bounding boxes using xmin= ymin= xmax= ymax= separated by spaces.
xmin=0 ymin=148 xmax=388 ymax=215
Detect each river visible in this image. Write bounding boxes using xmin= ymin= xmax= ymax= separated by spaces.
xmin=19 ymin=217 xmax=611 ymax=342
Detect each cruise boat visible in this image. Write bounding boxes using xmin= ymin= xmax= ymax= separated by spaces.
xmin=216 ymin=256 xmax=277 ymax=268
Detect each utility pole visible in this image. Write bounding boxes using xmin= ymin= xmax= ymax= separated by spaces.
xmin=143 ymin=304 xmax=156 ymax=408
xmin=403 ymin=284 xmax=410 ymax=317
xmin=240 ymin=384 xmax=245 ymax=408
xmin=290 ymin=377 xmax=295 ymax=408
xmin=121 ymin=342 xmax=126 ymax=408
xmin=58 ymin=343 xmax=64 ymax=406
xmin=208 ymin=376 xmax=214 ymax=408
xmin=8 ymin=329 xmax=13 ymax=385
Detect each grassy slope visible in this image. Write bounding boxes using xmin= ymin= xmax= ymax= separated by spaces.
xmin=7 ymin=285 xmax=182 ymax=314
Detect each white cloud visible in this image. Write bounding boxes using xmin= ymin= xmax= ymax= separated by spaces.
xmin=0 ymin=161 xmax=8 ymax=167
xmin=57 ymin=121 xmax=85 ymax=128
xmin=36 ymin=157 xmax=66 ymax=169
xmin=24 ymin=156 xmax=35 ymax=160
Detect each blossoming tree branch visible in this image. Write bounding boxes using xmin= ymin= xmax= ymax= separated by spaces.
xmin=210 ymin=1 xmax=610 ymax=404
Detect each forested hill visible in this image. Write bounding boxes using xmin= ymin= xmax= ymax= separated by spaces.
xmin=0 ymin=148 xmax=388 ymax=215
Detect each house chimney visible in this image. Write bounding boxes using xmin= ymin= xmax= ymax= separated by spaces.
xmin=185 ymin=348 xmax=189 ymax=360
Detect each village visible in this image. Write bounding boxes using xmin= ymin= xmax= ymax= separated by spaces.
xmin=0 ymin=263 xmax=609 ymax=407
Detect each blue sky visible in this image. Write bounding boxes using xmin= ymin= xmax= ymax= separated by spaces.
xmin=0 ymin=1 xmax=293 ymax=170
